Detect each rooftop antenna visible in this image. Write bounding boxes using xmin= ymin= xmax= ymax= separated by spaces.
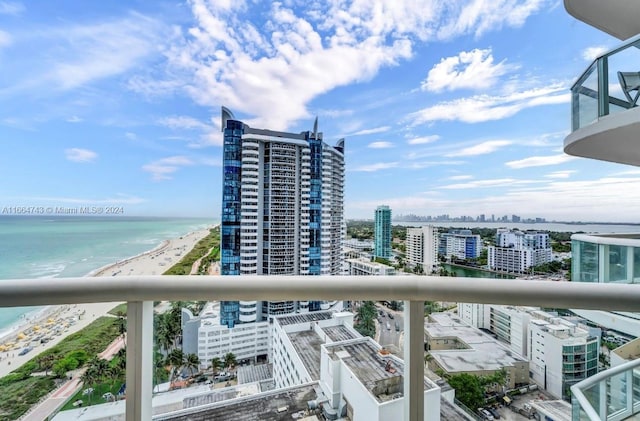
xmin=313 ymin=116 xmax=318 ymax=138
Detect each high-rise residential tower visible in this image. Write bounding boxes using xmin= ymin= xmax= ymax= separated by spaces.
xmin=220 ymin=107 xmax=345 ymax=327
xmin=374 ymin=205 xmax=392 ymax=259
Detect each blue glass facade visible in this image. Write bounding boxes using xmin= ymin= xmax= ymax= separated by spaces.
xmin=309 ymin=135 xmax=322 ymax=275
xmin=220 ymin=118 xmax=243 ymax=328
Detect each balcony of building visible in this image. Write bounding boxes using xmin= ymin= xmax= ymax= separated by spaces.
xmin=572 ymin=357 xmax=640 ymax=420
xmin=564 ymin=34 xmax=640 ymax=166
xmin=1 ymin=276 xmax=640 ymax=420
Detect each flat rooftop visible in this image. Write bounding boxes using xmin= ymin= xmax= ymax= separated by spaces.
xmin=529 ymin=399 xmax=571 ymax=421
xmin=426 ymin=312 xmax=527 ymax=372
xmin=237 ymin=363 xmax=273 ymax=384
xmin=157 ymin=383 xmax=318 ymax=421
xmin=323 ymin=325 xmax=358 ymax=342
xmin=289 ymin=330 xmax=323 ymax=380
xmin=276 ymin=311 xmax=333 ymax=326
xmin=325 ymin=338 xmax=435 ymax=403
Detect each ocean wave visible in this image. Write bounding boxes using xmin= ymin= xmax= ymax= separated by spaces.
xmin=29 ymin=262 xmax=67 ymax=278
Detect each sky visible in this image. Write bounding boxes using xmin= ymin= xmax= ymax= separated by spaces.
xmin=0 ymin=0 xmax=637 ymax=222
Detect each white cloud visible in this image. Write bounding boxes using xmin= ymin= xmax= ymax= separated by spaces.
xmin=582 ymin=46 xmax=608 ymax=61
xmin=435 ymin=0 xmax=548 ymax=40
xmin=407 ymin=135 xmax=440 ymax=145
xmin=545 ymin=170 xmax=576 ymax=179
xmin=351 ymin=162 xmax=399 ymax=172
xmin=26 ymin=194 xmax=145 ymax=205
xmin=351 ymin=126 xmax=391 ymax=136
xmin=445 ymin=140 xmax=511 ymax=157
xmin=0 ymin=1 xmax=24 ymax=15
xmin=440 ymin=178 xmax=541 ymax=189
xmin=422 ymin=48 xmax=516 ymax=92
xmin=158 ymin=115 xmax=210 ymax=131
xmin=348 ymin=176 xmax=640 ymax=221
xmin=125 ymin=132 xmax=137 ymax=140
xmin=157 ymin=115 xmax=221 ymax=148
xmin=449 ymin=175 xmax=473 ymax=180
xmin=66 ymin=116 xmax=83 ymax=123
xmin=142 ymin=156 xmax=195 ymax=181
xmin=368 ymin=141 xmax=393 ymax=149
xmin=0 ymin=29 xmax=11 ymax=48
xmin=506 ymin=154 xmax=575 ymax=169
xmin=141 ymin=0 xmax=546 ymax=129
xmin=65 ymin=148 xmax=97 ymax=163
xmin=408 ymin=84 xmax=569 ymax=125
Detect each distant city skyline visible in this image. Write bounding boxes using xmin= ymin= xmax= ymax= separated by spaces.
xmin=2 ymin=2 xmax=640 ymax=221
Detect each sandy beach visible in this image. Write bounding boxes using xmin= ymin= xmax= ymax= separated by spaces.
xmin=0 ymin=227 xmax=214 ymax=378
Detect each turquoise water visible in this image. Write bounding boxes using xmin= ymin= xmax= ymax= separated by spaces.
xmin=0 ymin=216 xmax=214 ymax=335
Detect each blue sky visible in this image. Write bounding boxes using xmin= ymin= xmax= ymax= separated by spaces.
xmin=0 ymin=0 xmax=636 ymax=221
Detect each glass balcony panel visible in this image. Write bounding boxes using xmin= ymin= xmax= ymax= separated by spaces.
xmin=607 ymin=371 xmax=627 ymax=418
xmin=571 ymin=37 xmax=640 ymax=132
xmin=572 ymin=63 xmax=598 ymax=131
xmin=582 ymin=382 xmax=601 ymax=415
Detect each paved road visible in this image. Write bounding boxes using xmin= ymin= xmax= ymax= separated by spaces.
xmin=375 ymin=304 xmax=404 ymax=355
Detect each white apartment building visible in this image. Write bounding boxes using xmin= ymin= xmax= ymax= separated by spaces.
xmin=220 ymin=107 xmax=345 ymax=326
xmin=182 ymin=304 xmax=270 ymax=367
xmin=488 ymin=229 xmax=552 ymax=273
xmin=346 ymin=258 xmax=396 ymax=276
xmin=406 ymin=226 xmax=439 ymax=273
xmin=528 ymin=311 xmax=599 ymax=400
xmin=458 ymin=303 xmax=535 ymax=358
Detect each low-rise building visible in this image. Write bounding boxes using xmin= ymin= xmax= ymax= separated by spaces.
xmin=528 ymin=311 xmax=599 ymax=400
xmin=439 ymin=230 xmax=481 ymax=260
xmin=424 ymin=312 xmax=529 ymax=389
xmin=345 ymin=258 xmax=396 ymax=276
xmin=488 ymin=229 xmax=552 ymax=273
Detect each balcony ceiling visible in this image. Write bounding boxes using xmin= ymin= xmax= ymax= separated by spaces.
xmin=564 ymin=108 xmax=640 ymax=167
xmin=564 ymin=0 xmax=640 ymax=40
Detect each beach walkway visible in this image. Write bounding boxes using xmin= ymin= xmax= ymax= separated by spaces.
xmin=20 ymin=334 xmax=126 ymax=421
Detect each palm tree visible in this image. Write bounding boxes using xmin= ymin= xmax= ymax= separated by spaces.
xmin=37 ymin=354 xmax=55 ymax=376
xmin=223 ymin=352 xmax=236 ymax=370
xmin=184 ymin=353 xmax=200 ymax=378
xmin=153 ymin=348 xmax=168 ymax=393
xmin=91 ymin=358 xmax=111 ymax=384
xmin=116 ymin=347 xmax=127 ymax=371
xmin=80 ymin=368 xmax=97 ymax=404
xmin=115 ymin=310 xmax=127 ymax=341
xmin=209 ymin=357 xmax=222 ymax=375
xmin=166 ymin=348 xmax=185 ymax=383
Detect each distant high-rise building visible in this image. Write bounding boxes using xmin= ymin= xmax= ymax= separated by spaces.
xmin=488 ymin=229 xmax=552 ymax=273
xmin=220 ymin=107 xmax=345 ymax=327
xmin=374 ymin=205 xmax=392 ymax=259
xmin=438 ymin=229 xmax=481 ymax=260
xmin=406 ymin=226 xmax=439 ymax=273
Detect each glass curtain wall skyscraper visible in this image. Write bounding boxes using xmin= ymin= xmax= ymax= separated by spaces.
xmin=220 ymin=107 xmax=345 ymax=327
xmin=374 ymin=205 xmax=392 ymax=259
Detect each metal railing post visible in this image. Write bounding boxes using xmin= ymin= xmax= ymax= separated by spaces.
xmin=126 ymin=301 xmax=153 ymax=421
xmin=404 ymin=300 xmax=424 ymax=421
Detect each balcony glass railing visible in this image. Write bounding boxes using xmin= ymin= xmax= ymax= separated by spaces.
xmin=571 ymin=34 xmax=640 ymax=131
xmin=571 ymin=357 xmax=640 ymax=420
xmin=1 ymin=276 xmax=640 ymax=421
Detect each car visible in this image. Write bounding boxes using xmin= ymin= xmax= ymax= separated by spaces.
xmin=478 ymin=408 xmax=494 ymax=420
xmin=488 ymin=407 xmax=500 ymax=419
xmin=388 ymin=313 xmax=394 ymax=319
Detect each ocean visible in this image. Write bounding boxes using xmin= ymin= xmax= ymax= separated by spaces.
xmin=0 ymin=216 xmax=214 ymax=336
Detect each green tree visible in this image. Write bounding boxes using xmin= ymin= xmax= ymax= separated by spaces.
xmin=184 ymin=353 xmax=200 ymax=377
xmin=210 ymin=357 xmax=223 ymax=374
xmin=354 ymin=301 xmax=377 ymax=338
xmin=447 ymin=373 xmax=485 ymax=410
xmin=166 ymin=349 xmax=185 ymax=383
xmin=223 ymin=352 xmax=237 ymax=370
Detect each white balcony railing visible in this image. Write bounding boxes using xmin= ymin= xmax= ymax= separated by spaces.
xmin=2 ymin=276 xmax=640 ymax=421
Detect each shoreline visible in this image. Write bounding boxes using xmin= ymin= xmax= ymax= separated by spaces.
xmin=0 ymin=225 xmax=215 ymax=378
